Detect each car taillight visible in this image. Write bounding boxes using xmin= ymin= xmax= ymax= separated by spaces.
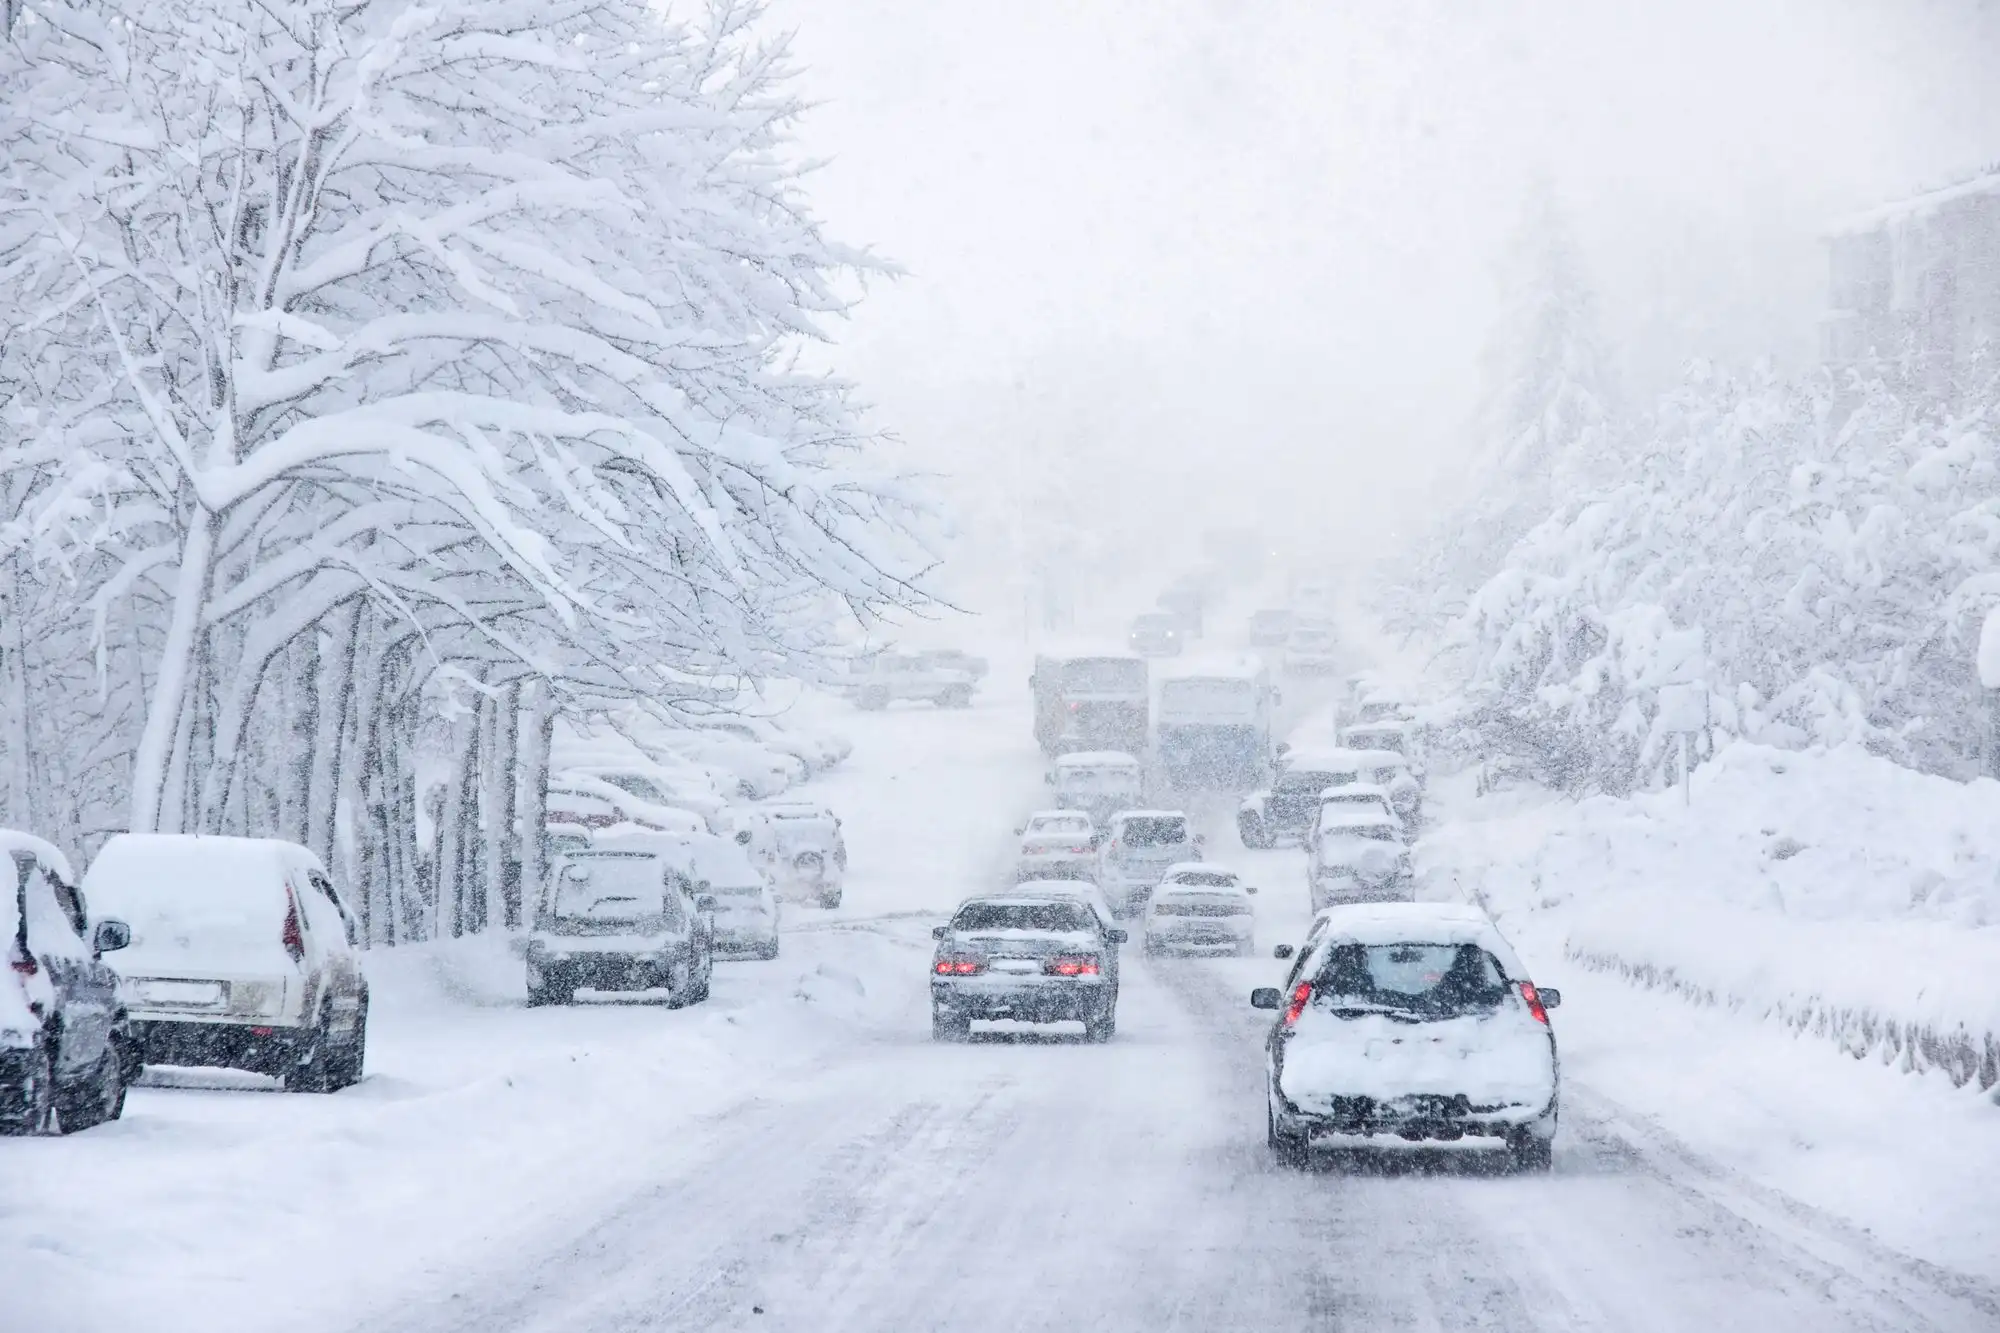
xmin=1519 ymin=982 xmax=1549 ymax=1025
xmin=282 ymin=894 xmax=304 ymax=963
xmin=1069 ymin=845 xmax=1091 ymax=855
xmin=1045 ymin=956 xmax=1099 ymax=977
xmin=8 ymin=943 xmax=37 ymax=977
xmin=1282 ymin=981 xmax=1312 ymax=1027
xmin=934 ymin=956 xmax=983 ymax=976
xmin=1068 ymin=701 xmax=1081 ymax=712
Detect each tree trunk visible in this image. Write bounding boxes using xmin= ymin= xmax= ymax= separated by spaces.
xmin=280 ymin=631 xmax=320 ymax=846
xmin=312 ymin=603 xmax=361 ymax=869
xmin=482 ymin=683 xmax=520 ymax=933
xmin=131 ymin=507 xmax=218 ymax=832
xmin=1 ymin=553 xmax=35 ymax=833
xmin=517 ymin=680 xmax=554 ymax=932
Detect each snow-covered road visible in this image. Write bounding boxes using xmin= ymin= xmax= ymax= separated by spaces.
xmin=9 ymin=669 xmax=1997 ymax=1333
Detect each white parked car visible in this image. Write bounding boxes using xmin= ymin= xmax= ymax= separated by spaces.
xmin=727 ymin=801 xmax=847 ymax=907
xmin=1307 ymin=809 xmax=1412 ymax=911
xmin=561 ymin=759 xmax=729 ymax=825
xmin=1048 ymin=750 xmax=1144 ymax=827
xmin=83 ymin=835 xmax=368 ymax=1093
xmin=1013 ymin=811 xmax=1099 ymax=882
xmin=848 ymin=651 xmax=977 ymax=710
xmin=657 ymin=730 xmax=800 ymax=800
xmin=669 ymin=831 xmax=780 ymax=960
xmin=546 ymin=777 xmax=708 ymax=835
xmin=1254 ymin=902 xmax=1562 ymax=1172
xmin=696 ymin=716 xmax=849 ymax=775
xmin=1142 ymin=864 xmax=1257 ymax=957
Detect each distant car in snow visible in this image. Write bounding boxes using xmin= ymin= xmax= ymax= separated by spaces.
xmin=930 ymin=890 xmax=1126 ymax=1042
xmin=83 ymin=834 xmax=368 ymax=1093
xmin=1142 ymin=864 xmax=1257 ymax=957
xmin=546 ymin=777 xmax=708 ymax=836
xmin=1238 ymin=749 xmax=1374 ymax=849
xmin=1307 ymin=785 xmax=1402 ymax=846
xmin=914 ymin=649 xmax=990 ymax=682
xmin=526 ymin=842 xmax=716 ymax=1006
xmin=2 ymin=830 xmax=136 ymax=1134
xmin=1048 ymin=749 xmax=1145 ymax=828
xmin=1282 ymin=620 xmax=1341 ymax=675
xmin=1306 ymin=809 xmax=1412 ymax=912
xmin=1248 ymin=608 xmax=1294 ymax=647
xmin=1013 ymin=810 xmax=1099 ymax=882
xmin=1127 ymin=612 xmax=1184 ymax=658
xmin=1096 ymin=809 xmax=1202 ymax=918
xmin=1254 ymin=902 xmax=1562 ymax=1172
xmin=724 ymin=801 xmax=847 ymax=908
xmin=847 ymin=651 xmax=977 ymax=711
xmin=694 ymin=716 xmax=850 ymax=775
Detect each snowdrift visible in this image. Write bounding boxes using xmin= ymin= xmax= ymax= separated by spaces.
xmin=1425 ymin=743 xmax=2000 ymax=1095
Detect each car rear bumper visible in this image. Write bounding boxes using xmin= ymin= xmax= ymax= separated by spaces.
xmin=1311 ymin=877 xmax=1411 ymax=907
xmin=1015 ymin=857 xmax=1094 ymax=880
xmin=1145 ymin=927 xmax=1252 ymax=952
xmin=132 ymin=1018 xmax=309 ymax=1076
xmin=933 ymin=976 xmax=1112 ymax=1022
xmin=1274 ymin=1083 xmax=1558 ymax=1143
xmin=531 ymin=948 xmax=689 ymax=991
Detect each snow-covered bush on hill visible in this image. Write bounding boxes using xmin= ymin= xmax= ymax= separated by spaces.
xmin=0 ymin=0 xmax=929 ymax=936
xmin=1426 ymin=742 xmax=2000 ymax=1094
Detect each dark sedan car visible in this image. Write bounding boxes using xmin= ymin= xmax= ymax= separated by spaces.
xmin=3 ymin=832 xmax=138 ymax=1135
xmin=930 ymin=891 xmax=1126 ymax=1042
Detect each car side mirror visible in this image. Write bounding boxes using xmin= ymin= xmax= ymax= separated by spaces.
xmin=1539 ymin=987 xmax=1562 ymax=1010
xmin=1250 ymin=987 xmax=1282 ymax=1010
xmin=92 ymin=918 xmax=131 ymax=954
xmin=1107 ymin=929 xmax=1128 ymax=945
xmin=696 ymin=895 xmax=718 ymax=913
xmin=1013 ymin=825 xmax=1024 ymax=836
xmin=1244 ymin=886 xmax=1258 ymax=896
xmin=1272 ymin=944 xmax=1295 ymax=960
xmin=931 ymin=925 xmax=948 ymax=940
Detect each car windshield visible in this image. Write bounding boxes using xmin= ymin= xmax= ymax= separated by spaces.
xmin=1119 ymin=817 xmax=1187 ymax=847
xmin=548 ymin=855 xmax=683 ymax=930
xmin=1276 ymin=770 xmax=1340 ymax=795
xmin=1061 ymin=659 xmax=1145 ymax=693
xmin=1312 ymin=943 xmax=1510 ymax=1017
xmin=952 ymin=901 xmax=1095 ymax=933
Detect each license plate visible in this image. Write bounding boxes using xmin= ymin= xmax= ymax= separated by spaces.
xmin=989 ymin=958 xmax=1040 ymax=974
xmin=139 ymin=979 xmax=226 ymax=1007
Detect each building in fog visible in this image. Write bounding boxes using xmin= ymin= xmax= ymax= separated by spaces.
xmin=1822 ymin=164 xmax=2000 ymax=389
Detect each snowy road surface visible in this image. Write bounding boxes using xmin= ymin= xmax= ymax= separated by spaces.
xmin=10 ymin=669 xmax=1999 ymax=1333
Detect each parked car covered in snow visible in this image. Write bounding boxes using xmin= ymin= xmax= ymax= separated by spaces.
xmin=694 ymin=716 xmax=850 ymax=775
xmin=1048 ymin=749 xmax=1144 ymax=827
xmin=1254 ymin=902 xmax=1561 ymax=1172
xmin=728 ymin=801 xmax=847 ymax=908
xmin=661 ymin=831 xmax=779 ymax=960
xmin=560 ymin=759 xmax=729 ymax=825
xmin=914 ymin=649 xmax=990 ymax=683
xmin=1096 ymin=809 xmax=1202 ymax=917
xmin=526 ymin=843 xmax=716 ymax=1005
xmin=1013 ymin=810 xmax=1099 ymax=882
xmin=1248 ymin=608 xmax=1294 ymax=646
xmin=3 ymin=831 xmax=136 ymax=1134
xmin=83 ymin=835 xmax=368 ymax=1093
xmin=847 ymin=650 xmax=978 ymax=710
xmin=655 ymin=729 xmax=802 ymax=799
xmin=1306 ymin=809 xmax=1412 ymax=911
xmin=1142 ymin=864 xmax=1257 ymax=957
xmin=1340 ymin=720 xmax=1425 ymax=784
xmin=930 ymin=890 xmax=1126 ymax=1042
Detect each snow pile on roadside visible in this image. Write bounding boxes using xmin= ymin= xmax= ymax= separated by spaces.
xmin=1423 ymin=742 xmax=2000 ymax=1094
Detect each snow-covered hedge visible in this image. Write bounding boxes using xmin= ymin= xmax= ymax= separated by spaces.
xmin=1424 ymin=742 xmax=2000 ymax=1095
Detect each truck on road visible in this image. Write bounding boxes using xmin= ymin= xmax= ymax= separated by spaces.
xmin=1031 ymin=651 xmax=1150 ymax=758
xmin=1154 ymin=656 xmax=1277 ymax=791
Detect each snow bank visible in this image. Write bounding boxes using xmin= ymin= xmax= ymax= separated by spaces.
xmin=1424 ymin=743 xmax=2000 ymax=1095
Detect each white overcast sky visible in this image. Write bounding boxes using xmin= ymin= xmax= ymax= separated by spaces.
xmin=776 ymin=0 xmax=2000 ymax=603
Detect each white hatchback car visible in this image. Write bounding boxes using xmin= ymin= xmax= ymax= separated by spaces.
xmin=1142 ymin=864 xmax=1257 ymax=956
xmin=1253 ymin=902 xmax=1562 ymax=1172
xmin=1013 ymin=811 xmax=1098 ymax=882
xmin=84 ymin=835 xmax=368 ymax=1093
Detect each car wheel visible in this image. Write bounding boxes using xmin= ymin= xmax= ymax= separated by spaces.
xmin=330 ymin=998 xmax=369 ymax=1090
xmin=931 ymin=1006 xmax=971 ymax=1042
xmin=817 ymin=890 xmax=842 ymax=909
xmin=55 ymin=1041 xmax=127 ymax=1133
xmin=1267 ymin=1097 xmax=1308 ymax=1169
xmin=1083 ymin=1009 xmax=1116 ymax=1043
xmin=690 ymin=950 xmax=713 ymax=1004
xmin=284 ymin=1010 xmax=337 ymax=1094
xmin=0 ymin=1045 xmax=56 ymax=1136
xmin=758 ymin=938 xmax=781 ymax=960
xmin=1508 ymin=1128 xmax=1554 ymax=1174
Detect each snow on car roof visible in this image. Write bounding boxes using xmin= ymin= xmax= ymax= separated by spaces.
xmin=1111 ymin=809 xmax=1188 ymax=821
xmin=1328 ymin=747 xmax=1409 ymax=769
xmin=588 ymin=829 xmax=758 ymax=885
xmin=1155 ymin=652 xmax=1266 ymax=681
xmin=86 ymin=833 xmax=322 ymax=888
xmin=1162 ymin=860 xmax=1232 ymax=879
xmin=0 ymin=828 xmax=75 ymax=884
xmin=1319 ymin=783 xmax=1392 ymax=799
xmin=1025 ymin=809 xmax=1092 ymax=822
xmin=1307 ymin=902 xmax=1526 ymax=975
xmin=1055 ymin=750 xmax=1141 ymax=768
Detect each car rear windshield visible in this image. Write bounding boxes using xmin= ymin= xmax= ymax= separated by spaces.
xmin=1058 ymin=766 xmax=1136 ymax=788
xmin=708 ymin=883 xmax=763 ymax=899
xmin=1311 ymin=943 xmax=1510 ymax=1017
xmin=1029 ymin=816 xmax=1092 ymax=835
xmin=1119 ymin=817 xmax=1187 ymax=847
xmin=1168 ymin=871 xmax=1237 ymax=888
xmin=1062 ymin=659 xmax=1145 ymax=693
xmin=548 ymin=856 xmax=682 ymax=929
xmin=1321 ymin=822 xmax=1398 ymax=842
xmin=1154 ymin=895 xmax=1250 ymax=917
xmin=1276 ymin=770 xmax=1341 ymax=795
xmin=952 ymin=902 xmax=1095 ymax=933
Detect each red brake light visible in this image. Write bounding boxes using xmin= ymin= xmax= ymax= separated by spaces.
xmin=8 ymin=947 xmax=37 ymax=977
xmin=1519 ymin=981 xmax=1549 ymax=1025
xmin=1045 ymin=956 xmax=1100 ymax=977
xmin=1069 ymin=845 xmax=1091 ymax=855
xmin=1282 ymin=981 xmax=1312 ymax=1027
xmin=1068 ymin=701 xmax=1081 ymax=712
xmin=281 ymin=894 xmax=304 ymax=963
xmin=934 ymin=957 xmax=983 ymax=976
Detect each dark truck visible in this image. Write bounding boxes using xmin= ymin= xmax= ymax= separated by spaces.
xmin=1031 ymin=653 xmax=1149 ymax=758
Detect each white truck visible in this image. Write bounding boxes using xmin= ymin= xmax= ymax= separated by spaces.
xmin=847 ymin=651 xmax=977 ymax=711
xmin=1154 ymin=656 xmax=1277 ymax=791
